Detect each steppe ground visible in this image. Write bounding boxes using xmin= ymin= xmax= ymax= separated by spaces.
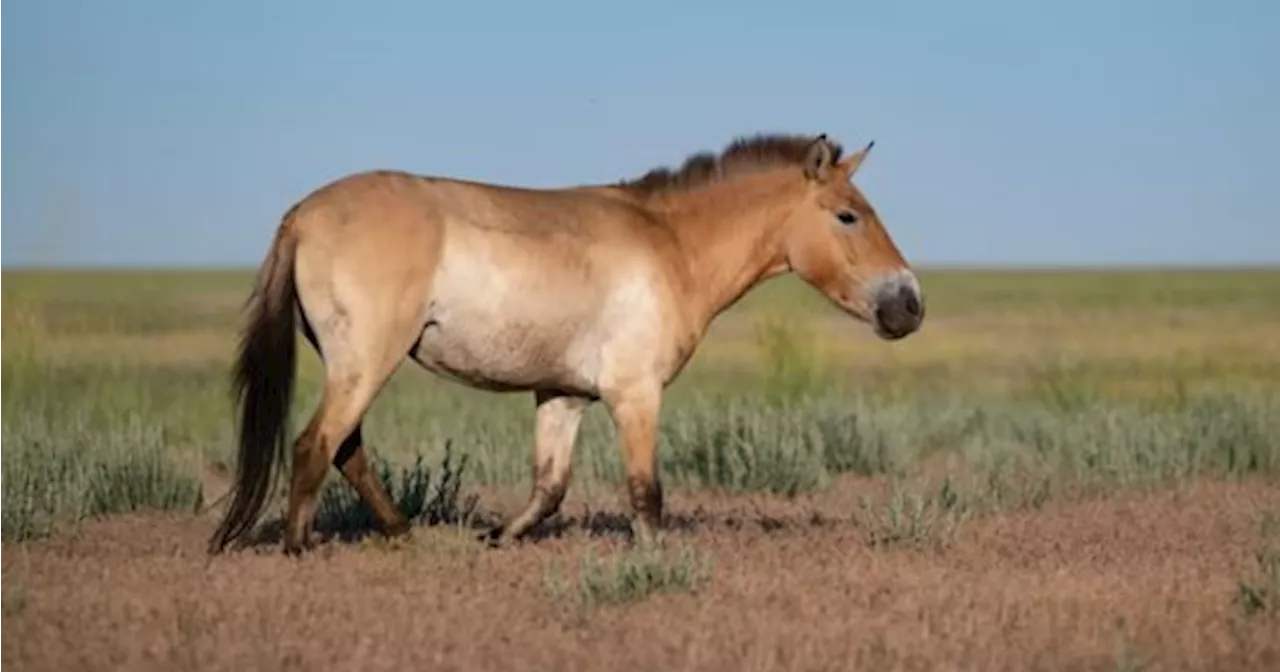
xmin=3 ymin=267 xmax=1279 ymax=671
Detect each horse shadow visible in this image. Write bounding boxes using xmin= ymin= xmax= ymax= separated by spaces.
xmin=228 ymin=497 xmax=839 ymax=554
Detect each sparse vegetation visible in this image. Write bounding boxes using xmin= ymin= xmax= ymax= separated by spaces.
xmin=1 ymin=416 xmax=203 ymax=541
xmin=2 ymin=268 xmax=1278 ymax=542
xmin=856 ymin=478 xmax=970 ymax=551
xmin=2 ymin=583 xmax=29 ymax=617
xmin=543 ymin=543 xmax=712 ymax=607
xmin=1235 ymin=511 xmax=1280 ymax=618
xmin=4 ymin=267 xmax=1278 ymax=670
xmin=314 ymin=443 xmax=480 ymax=539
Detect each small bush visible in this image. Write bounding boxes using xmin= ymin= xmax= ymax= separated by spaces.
xmin=84 ymin=453 xmax=202 ymax=517
xmin=314 ymin=442 xmax=478 ymax=538
xmin=544 ymin=543 xmax=712 ymax=607
xmin=659 ymin=402 xmax=828 ymax=495
xmin=812 ymin=405 xmax=897 ymax=477
xmin=2 ymin=583 xmax=29 ymax=616
xmin=2 ymin=447 xmax=84 ymax=542
xmin=1 ymin=418 xmax=202 ymax=542
xmin=856 ymin=478 xmax=970 ymax=551
xmin=1235 ymin=512 xmax=1280 ymax=618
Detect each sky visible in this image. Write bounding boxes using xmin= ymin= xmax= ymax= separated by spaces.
xmin=3 ymin=0 xmax=1278 ymax=268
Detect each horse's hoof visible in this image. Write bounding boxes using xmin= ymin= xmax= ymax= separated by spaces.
xmin=282 ymin=538 xmax=312 ymax=557
xmin=383 ymin=520 xmax=413 ymax=539
xmin=478 ymin=526 xmax=512 ymax=549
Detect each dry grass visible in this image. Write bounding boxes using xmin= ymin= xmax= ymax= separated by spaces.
xmin=3 ymin=480 xmax=1277 ymax=671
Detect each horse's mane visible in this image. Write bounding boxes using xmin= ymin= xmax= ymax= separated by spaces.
xmin=614 ymin=132 xmax=843 ymax=198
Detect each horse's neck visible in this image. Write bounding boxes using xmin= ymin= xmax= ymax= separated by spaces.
xmin=654 ymin=175 xmax=797 ymax=329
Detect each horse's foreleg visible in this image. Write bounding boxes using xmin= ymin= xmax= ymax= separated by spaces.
xmin=494 ymin=390 xmax=589 ymax=543
xmin=603 ymin=384 xmax=664 ymax=546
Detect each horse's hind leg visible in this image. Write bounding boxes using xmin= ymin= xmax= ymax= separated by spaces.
xmin=285 ymin=314 xmax=423 ymax=555
xmin=285 ymin=367 xmax=387 ymax=554
xmin=283 ymin=319 xmax=411 ymax=555
xmin=332 ymin=423 xmax=411 ymax=537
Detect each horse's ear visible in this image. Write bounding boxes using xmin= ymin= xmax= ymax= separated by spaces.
xmin=840 ymin=140 xmax=875 ymax=177
xmin=803 ymin=134 xmax=835 ymax=182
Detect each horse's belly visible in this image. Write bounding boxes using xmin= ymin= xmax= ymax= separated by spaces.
xmin=413 ymin=234 xmax=682 ymax=396
xmin=410 ymin=298 xmax=598 ymax=394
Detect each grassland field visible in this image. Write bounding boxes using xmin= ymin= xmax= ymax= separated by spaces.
xmin=2 ymin=266 xmax=1279 ymax=671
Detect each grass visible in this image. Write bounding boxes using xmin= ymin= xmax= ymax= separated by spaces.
xmin=314 ymin=442 xmax=480 ymax=540
xmin=1235 ymin=511 xmax=1280 ymax=619
xmin=2 ymin=582 xmax=29 ymax=617
xmin=543 ymin=543 xmax=713 ymax=608
xmin=2 ymin=267 xmax=1279 ymax=543
xmin=1 ymin=414 xmax=204 ymax=541
xmin=856 ymin=477 xmax=971 ymax=551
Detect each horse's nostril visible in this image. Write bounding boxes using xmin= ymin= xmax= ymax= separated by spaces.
xmin=902 ymin=290 xmax=921 ymax=319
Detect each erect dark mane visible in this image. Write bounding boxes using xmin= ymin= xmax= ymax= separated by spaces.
xmin=615 ymin=132 xmax=844 ymax=198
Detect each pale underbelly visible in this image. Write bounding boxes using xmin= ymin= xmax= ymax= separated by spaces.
xmin=412 ymin=245 xmax=689 ymax=395
xmin=409 ymin=308 xmax=601 ymax=395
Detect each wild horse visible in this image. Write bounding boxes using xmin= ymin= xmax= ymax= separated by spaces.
xmin=207 ymin=132 xmax=925 ymax=555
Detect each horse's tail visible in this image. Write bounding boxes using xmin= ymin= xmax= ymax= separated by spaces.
xmin=207 ymin=208 xmax=301 ymax=554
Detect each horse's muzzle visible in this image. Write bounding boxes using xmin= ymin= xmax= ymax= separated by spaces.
xmin=871 ymin=273 xmax=924 ymax=340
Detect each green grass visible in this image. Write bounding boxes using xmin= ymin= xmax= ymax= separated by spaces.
xmin=1 ymin=413 xmax=204 ymax=541
xmin=2 ymin=582 xmax=29 ymax=617
xmin=543 ymin=543 xmax=712 ymax=607
xmin=856 ymin=477 xmax=971 ymax=551
xmin=314 ymin=443 xmax=480 ymax=540
xmin=1235 ymin=511 xmax=1280 ymax=619
xmin=2 ymin=267 xmax=1279 ymax=543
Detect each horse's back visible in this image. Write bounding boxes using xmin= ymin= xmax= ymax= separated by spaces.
xmin=283 ymin=168 xmax=689 ymax=394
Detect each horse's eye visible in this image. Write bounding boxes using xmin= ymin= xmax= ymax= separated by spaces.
xmin=836 ymin=211 xmax=859 ymax=225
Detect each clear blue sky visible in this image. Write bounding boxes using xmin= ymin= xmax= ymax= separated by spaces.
xmin=4 ymin=0 xmax=1278 ymax=267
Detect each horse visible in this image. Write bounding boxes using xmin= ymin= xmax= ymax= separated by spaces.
xmin=207 ymin=132 xmax=925 ymax=555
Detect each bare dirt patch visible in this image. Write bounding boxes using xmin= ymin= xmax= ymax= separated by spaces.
xmin=4 ymin=480 xmax=1277 ymax=672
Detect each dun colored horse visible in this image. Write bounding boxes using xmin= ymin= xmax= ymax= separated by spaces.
xmin=207 ymin=132 xmax=924 ymax=555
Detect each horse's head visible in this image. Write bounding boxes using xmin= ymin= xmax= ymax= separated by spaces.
xmin=782 ymin=134 xmax=923 ymax=340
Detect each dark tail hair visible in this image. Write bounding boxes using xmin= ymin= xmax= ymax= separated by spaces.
xmin=207 ymin=213 xmax=300 ymax=554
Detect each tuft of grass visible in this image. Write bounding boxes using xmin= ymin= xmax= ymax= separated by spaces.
xmin=3 ymin=446 xmax=84 ymax=542
xmin=856 ymin=478 xmax=970 ymax=551
xmin=83 ymin=453 xmax=203 ymax=517
xmin=1111 ymin=617 xmax=1151 ymax=672
xmin=659 ymin=401 xmax=829 ymax=495
xmin=1 ymin=417 xmax=203 ymax=542
xmin=2 ymin=583 xmax=29 ymax=616
xmin=544 ymin=543 xmax=712 ymax=608
xmin=1234 ymin=511 xmax=1280 ymax=618
xmin=314 ymin=442 xmax=479 ymax=539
